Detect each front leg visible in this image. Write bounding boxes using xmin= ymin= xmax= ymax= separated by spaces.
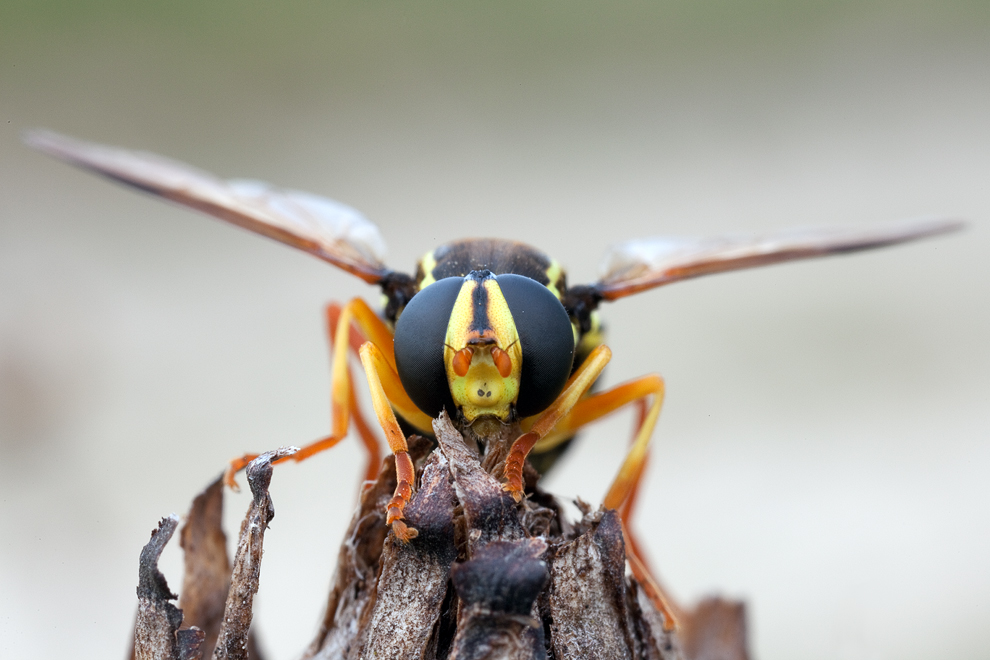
xmin=502 ymin=344 xmax=612 ymax=500
xmin=223 ymin=297 xmax=431 ymax=489
xmin=358 ymin=341 xmax=420 ymax=542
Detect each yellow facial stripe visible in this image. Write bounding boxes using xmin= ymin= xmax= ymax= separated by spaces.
xmin=444 ymin=280 xmax=478 ymax=350
xmin=443 ymin=277 xmax=523 ymax=423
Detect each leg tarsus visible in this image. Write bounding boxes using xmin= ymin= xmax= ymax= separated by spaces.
xmin=502 ymin=432 xmax=539 ymax=501
xmin=224 ymin=453 xmax=259 ymax=490
xmin=385 ymin=451 xmax=418 ymax=542
xmin=390 ymin=519 xmax=419 ymax=542
xmin=289 ymin=434 xmax=345 ymax=462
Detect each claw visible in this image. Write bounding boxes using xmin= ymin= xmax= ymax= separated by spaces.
xmin=224 ymin=453 xmax=259 ymax=491
xmin=502 ymin=482 xmax=526 ymax=503
xmin=391 ymin=519 xmax=419 ymax=543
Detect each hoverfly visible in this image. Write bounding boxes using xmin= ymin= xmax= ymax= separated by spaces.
xmin=25 ymin=129 xmax=962 ymax=624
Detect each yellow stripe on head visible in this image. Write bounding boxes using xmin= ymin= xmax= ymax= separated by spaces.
xmin=443 ymin=274 xmax=523 ymax=424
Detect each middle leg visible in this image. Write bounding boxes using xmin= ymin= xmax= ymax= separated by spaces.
xmin=504 ymin=361 xmax=678 ymax=628
xmin=358 ymin=341 xmax=422 ymax=542
xmin=224 ymin=297 xmax=430 ymax=489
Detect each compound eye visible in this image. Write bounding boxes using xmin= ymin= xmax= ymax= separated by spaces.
xmin=496 ymin=274 xmax=575 ymax=417
xmin=394 ymin=277 xmax=463 ymax=417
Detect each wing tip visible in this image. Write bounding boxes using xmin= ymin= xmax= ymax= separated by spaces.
xmin=895 ymin=216 xmax=967 ymax=238
xmin=22 ymin=128 xmax=96 ymax=166
xmin=22 ymin=127 xmax=63 ymax=153
xmin=592 ymin=215 xmax=968 ymax=301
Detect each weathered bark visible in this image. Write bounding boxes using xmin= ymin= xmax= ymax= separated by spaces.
xmin=678 ymin=599 xmax=749 ymax=660
xmin=133 ymin=515 xmax=205 ymax=660
xmin=178 ymin=477 xmax=264 ymax=660
xmin=129 ymin=415 xmax=748 ymax=660
xmin=359 ymin=451 xmax=458 ymax=659
xmin=211 ymin=448 xmax=292 ymax=660
xmin=548 ymin=510 xmax=635 ymax=660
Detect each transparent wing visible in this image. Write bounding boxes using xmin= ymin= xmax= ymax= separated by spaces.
xmin=24 ymin=129 xmax=390 ymax=283
xmin=595 ymin=218 xmax=964 ymax=300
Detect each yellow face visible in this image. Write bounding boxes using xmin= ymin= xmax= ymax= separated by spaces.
xmin=443 ymin=276 xmax=523 ymax=424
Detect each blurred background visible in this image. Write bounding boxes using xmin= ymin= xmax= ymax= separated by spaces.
xmin=1 ymin=1 xmax=987 ymax=659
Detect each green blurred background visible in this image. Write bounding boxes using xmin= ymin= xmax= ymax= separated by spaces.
xmin=1 ymin=2 xmax=988 ymax=659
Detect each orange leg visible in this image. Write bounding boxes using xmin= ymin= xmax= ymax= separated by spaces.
xmin=615 ymin=399 xmax=655 ymax=582
xmin=502 ymin=344 xmax=613 ymax=500
xmin=618 ymin=399 xmax=649 ymax=523
xmin=221 ymin=374 xmax=378 ymax=489
xmin=358 ymin=341 xmax=419 ymax=542
xmin=599 ymin=376 xmax=662 ymax=511
xmin=556 ymin=394 xmax=664 ymax=600
xmin=224 ymin=298 xmax=430 ymax=489
xmin=507 ymin=358 xmax=677 ymax=629
xmin=604 ymin=384 xmax=680 ymax=630
xmin=625 ymin=522 xmax=682 ymax=631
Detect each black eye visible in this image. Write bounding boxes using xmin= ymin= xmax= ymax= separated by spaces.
xmin=497 ymin=274 xmax=575 ymax=418
xmin=394 ymin=277 xmax=463 ymax=417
